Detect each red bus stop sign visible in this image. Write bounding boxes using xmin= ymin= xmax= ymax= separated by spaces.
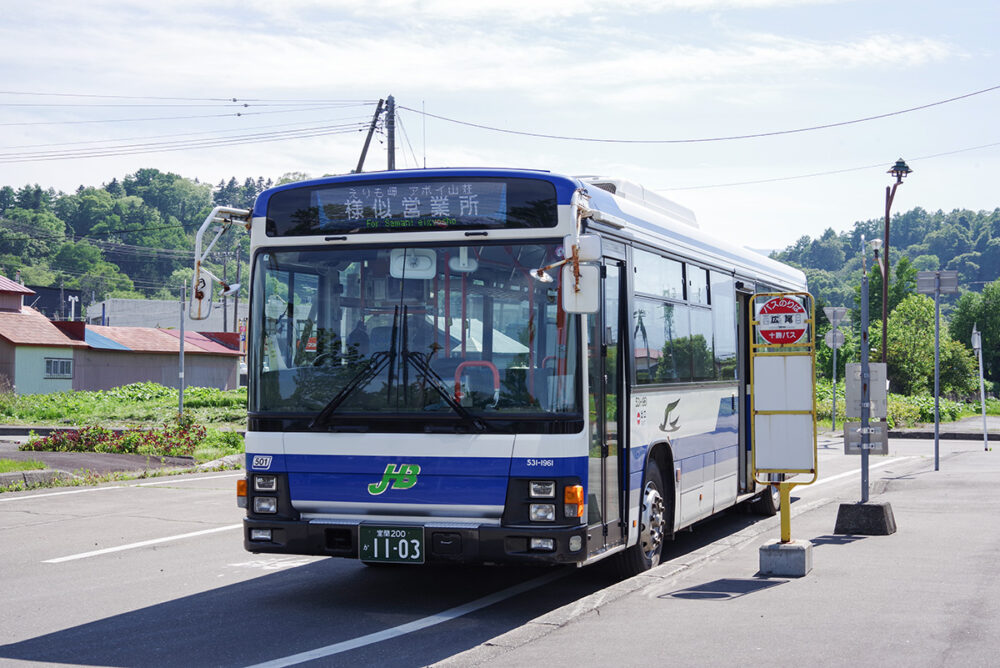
xmin=758 ymin=296 xmax=808 ymax=345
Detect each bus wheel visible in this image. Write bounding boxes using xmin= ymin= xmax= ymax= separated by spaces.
xmin=616 ymin=461 xmax=667 ymax=578
xmin=751 ymin=484 xmax=780 ymax=516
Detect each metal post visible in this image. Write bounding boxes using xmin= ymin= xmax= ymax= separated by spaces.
xmin=179 ymin=285 xmax=186 ymax=419
xmin=386 ymin=95 xmax=396 ymax=171
xmin=978 ymin=345 xmax=989 ymax=452
xmin=882 ymin=185 xmax=892 ymax=364
xmin=860 ymin=239 xmax=871 ymax=502
xmin=234 ymin=255 xmax=241 ymax=333
xmin=355 ymin=98 xmax=384 ymax=173
xmin=779 ymin=482 xmax=793 ymax=543
xmin=832 ymin=339 xmax=838 ymax=431
xmin=933 ymin=275 xmax=940 ymax=471
xmin=222 ymin=253 xmax=228 ymax=332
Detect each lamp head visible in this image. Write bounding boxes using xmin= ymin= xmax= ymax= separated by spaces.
xmin=888 ymin=158 xmax=912 ymax=182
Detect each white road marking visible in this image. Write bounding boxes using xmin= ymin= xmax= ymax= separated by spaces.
xmin=43 ymin=524 xmax=242 ymax=563
xmin=810 ymin=456 xmax=915 ymax=489
xmin=0 ymin=472 xmax=243 ymax=503
xmin=243 ymin=569 xmax=568 ymax=668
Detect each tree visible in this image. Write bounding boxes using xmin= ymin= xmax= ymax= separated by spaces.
xmin=948 ymin=279 xmax=1000 ymax=384
xmin=883 ymin=296 xmax=935 ymax=396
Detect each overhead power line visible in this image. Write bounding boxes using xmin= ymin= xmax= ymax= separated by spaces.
xmin=656 ymin=139 xmax=1000 ymax=192
xmin=0 ymin=102 xmax=373 ymax=127
xmin=399 ymin=83 xmax=1000 ymax=144
xmin=0 ymin=122 xmax=370 ymax=163
xmin=0 ymin=90 xmax=378 ymax=104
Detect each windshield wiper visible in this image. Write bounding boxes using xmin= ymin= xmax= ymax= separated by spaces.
xmin=405 ymin=351 xmax=489 ymax=432
xmin=308 ymin=351 xmax=389 ymax=429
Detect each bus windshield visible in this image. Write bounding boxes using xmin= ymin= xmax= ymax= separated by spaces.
xmin=250 ymin=242 xmax=581 ymax=427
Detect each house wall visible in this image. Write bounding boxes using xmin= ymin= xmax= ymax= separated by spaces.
xmin=14 ymin=346 xmax=75 ymax=395
xmin=73 ymin=349 xmax=239 ymax=391
xmin=0 ymin=294 xmax=22 ymax=311
xmin=0 ymin=339 xmax=14 ymax=391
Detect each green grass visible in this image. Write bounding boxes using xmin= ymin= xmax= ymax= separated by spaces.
xmin=0 ymin=382 xmax=247 ymax=431
xmin=0 ymin=382 xmax=246 ymax=467
xmin=0 ymin=458 xmax=46 ymax=473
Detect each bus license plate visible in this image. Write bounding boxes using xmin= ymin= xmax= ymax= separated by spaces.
xmin=359 ymin=525 xmax=424 ymax=564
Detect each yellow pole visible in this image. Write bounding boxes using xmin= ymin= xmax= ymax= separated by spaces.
xmin=779 ymin=482 xmax=793 ymax=543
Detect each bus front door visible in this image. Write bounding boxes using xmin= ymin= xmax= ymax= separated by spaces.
xmin=587 ymin=260 xmax=625 ymax=556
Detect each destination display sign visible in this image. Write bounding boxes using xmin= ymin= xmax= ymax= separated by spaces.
xmin=266 ymin=177 xmax=557 ymax=236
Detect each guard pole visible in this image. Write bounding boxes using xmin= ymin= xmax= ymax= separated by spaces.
xmin=779 ymin=482 xmax=793 ymax=543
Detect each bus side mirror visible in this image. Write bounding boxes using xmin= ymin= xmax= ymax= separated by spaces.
xmin=565 ymin=234 xmax=602 ymax=262
xmin=562 ymin=264 xmax=600 ymax=313
xmin=189 ymin=273 xmax=214 ymax=320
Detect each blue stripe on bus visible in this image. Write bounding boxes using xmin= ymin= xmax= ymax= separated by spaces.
xmin=288 ymin=472 xmax=508 ymax=506
xmin=247 ymin=453 xmax=588 ymax=506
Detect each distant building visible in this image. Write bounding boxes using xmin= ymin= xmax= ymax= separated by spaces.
xmin=86 ymin=297 xmax=248 ymax=334
xmin=23 ymin=284 xmax=84 ymax=321
xmin=0 ymin=276 xmax=241 ymax=394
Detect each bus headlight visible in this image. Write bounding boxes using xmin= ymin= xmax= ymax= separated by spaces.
xmin=529 ymin=503 xmax=555 ymax=522
xmin=254 ymin=496 xmax=278 ymax=514
xmin=529 ymin=480 xmax=556 ymax=498
xmin=254 ymin=475 xmax=278 ymax=492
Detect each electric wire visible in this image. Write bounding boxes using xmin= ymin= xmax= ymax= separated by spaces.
xmin=395 ymin=110 xmax=420 ymax=169
xmin=0 ymin=103 xmax=371 ymax=127
xmin=398 ymin=83 xmax=1000 ymax=144
xmin=0 ymin=124 xmax=369 ymax=163
xmin=657 ymin=139 xmax=1000 ymax=192
xmin=0 ymin=90 xmax=378 ymax=104
xmin=0 ymin=115 xmax=373 ymax=150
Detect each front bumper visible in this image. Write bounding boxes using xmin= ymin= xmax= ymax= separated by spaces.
xmin=243 ymin=517 xmax=588 ymax=565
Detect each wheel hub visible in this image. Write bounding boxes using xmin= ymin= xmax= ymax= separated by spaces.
xmin=639 ymin=481 xmax=665 ymax=559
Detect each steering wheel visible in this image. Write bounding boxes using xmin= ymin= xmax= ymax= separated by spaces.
xmin=312 ymin=352 xmax=337 ymax=367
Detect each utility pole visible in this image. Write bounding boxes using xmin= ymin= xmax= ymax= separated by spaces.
xmin=355 ymin=98 xmax=385 ymax=173
xmin=386 ymin=94 xmax=396 ymax=171
xmin=222 ymin=253 xmax=228 ymax=332
xmin=179 ymin=284 xmax=186 ymax=420
xmin=233 ymin=254 xmax=241 ymax=333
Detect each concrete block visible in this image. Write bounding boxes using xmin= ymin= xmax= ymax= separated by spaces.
xmin=834 ymin=502 xmax=896 ymax=535
xmin=759 ymin=539 xmax=813 ymax=577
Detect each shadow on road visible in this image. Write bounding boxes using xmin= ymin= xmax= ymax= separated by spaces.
xmin=1 ymin=506 xmax=777 ymax=667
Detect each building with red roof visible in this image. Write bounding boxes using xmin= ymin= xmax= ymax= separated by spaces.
xmin=0 ymin=277 xmax=240 ymax=394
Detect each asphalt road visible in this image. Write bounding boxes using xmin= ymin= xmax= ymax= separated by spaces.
xmin=0 ymin=436 xmax=952 ymax=667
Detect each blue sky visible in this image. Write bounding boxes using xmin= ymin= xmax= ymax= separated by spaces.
xmin=1 ymin=0 xmax=997 ymax=249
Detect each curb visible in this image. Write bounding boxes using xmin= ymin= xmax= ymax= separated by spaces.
xmin=0 ymin=468 xmax=72 ymax=487
xmin=888 ymin=430 xmax=999 ymax=441
xmin=431 ymin=496 xmax=836 ymax=667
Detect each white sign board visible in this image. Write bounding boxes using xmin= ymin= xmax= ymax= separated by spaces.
xmin=844 ymin=421 xmax=889 ymax=455
xmin=752 ymin=355 xmax=816 ymax=471
xmin=845 ymin=363 xmax=887 ymax=419
xmin=824 ymin=328 xmax=845 ymax=349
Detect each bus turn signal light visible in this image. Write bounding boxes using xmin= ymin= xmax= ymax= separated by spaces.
xmin=237 ymin=478 xmax=247 ymax=509
xmin=564 ymin=485 xmax=584 ymax=518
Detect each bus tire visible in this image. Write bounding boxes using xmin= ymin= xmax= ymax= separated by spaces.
xmin=616 ymin=460 xmax=668 ymax=579
xmin=751 ymin=484 xmax=780 ymax=516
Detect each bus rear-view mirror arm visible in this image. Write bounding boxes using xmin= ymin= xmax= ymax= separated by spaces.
xmin=190 ymin=206 xmax=252 ymax=320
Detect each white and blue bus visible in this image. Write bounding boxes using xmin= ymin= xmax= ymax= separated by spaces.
xmin=192 ymin=168 xmax=806 ymax=576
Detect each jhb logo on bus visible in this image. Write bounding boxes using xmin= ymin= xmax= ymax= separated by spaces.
xmin=368 ymin=463 xmax=421 ymax=495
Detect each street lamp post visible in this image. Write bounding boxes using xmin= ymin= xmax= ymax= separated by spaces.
xmin=881 ymin=158 xmax=912 ymax=364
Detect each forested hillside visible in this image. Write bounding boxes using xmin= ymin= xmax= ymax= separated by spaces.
xmin=772 ymin=207 xmax=1000 ymax=311
xmin=0 ymin=169 xmax=276 ymax=301
xmin=771 ymin=207 xmax=1000 ymax=392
